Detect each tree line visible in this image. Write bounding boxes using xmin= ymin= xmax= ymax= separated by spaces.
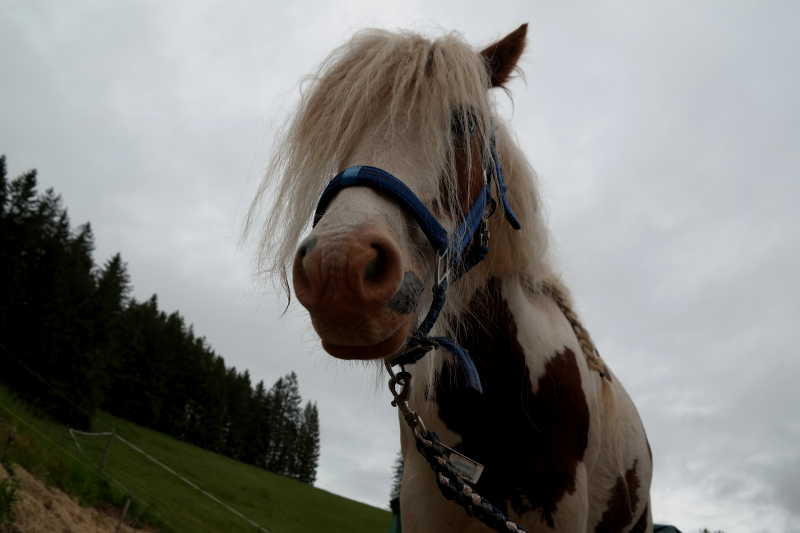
xmin=0 ymin=156 xmax=320 ymax=484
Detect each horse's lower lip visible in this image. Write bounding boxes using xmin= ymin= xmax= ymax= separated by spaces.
xmin=321 ymin=317 xmax=413 ymax=360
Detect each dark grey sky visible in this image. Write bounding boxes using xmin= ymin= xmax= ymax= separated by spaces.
xmin=2 ymin=2 xmax=798 ymax=531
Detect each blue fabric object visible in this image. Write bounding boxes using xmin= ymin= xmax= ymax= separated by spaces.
xmin=416 ymin=284 xmax=447 ymax=339
xmin=312 ymin=135 xmax=520 ymax=394
xmin=491 ymin=147 xmax=521 ymax=230
xmin=315 ymin=168 xmax=491 ymax=285
xmin=341 ymin=165 xmax=361 ymax=185
xmin=433 ymin=337 xmax=483 ymax=394
xmin=315 ymin=166 xmax=449 ymax=253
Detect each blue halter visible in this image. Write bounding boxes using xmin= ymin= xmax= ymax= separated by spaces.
xmin=313 ymin=140 xmax=520 ymax=394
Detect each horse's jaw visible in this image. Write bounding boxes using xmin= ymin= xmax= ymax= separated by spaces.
xmin=317 ymin=315 xmax=414 ymax=360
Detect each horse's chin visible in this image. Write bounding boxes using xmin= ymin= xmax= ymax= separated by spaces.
xmin=320 ymin=319 xmax=413 ymax=360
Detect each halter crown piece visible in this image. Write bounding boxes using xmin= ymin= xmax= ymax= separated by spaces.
xmin=313 ymin=132 xmax=521 ymax=394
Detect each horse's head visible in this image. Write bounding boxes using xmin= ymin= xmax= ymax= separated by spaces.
xmin=248 ymin=25 xmax=537 ymax=361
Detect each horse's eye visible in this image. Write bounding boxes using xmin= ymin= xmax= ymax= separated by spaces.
xmin=451 ymin=107 xmax=478 ymax=138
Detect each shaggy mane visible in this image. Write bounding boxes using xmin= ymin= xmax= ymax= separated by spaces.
xmin=244 ymin=28 xmax=564 ymax=346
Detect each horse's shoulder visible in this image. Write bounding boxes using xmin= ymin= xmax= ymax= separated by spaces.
xmin=434 ymin=277 xmax=594 ymax=524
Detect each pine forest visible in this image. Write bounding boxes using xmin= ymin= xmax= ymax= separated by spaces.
xmin=0 ymin=155 xmax=320 ymax=484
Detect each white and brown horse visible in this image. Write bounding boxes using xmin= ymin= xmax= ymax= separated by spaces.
xmin=246 ymin=24 xmax=652 ymax=533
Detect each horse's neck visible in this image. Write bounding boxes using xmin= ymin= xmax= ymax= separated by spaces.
xmin=427 ymin=274 xmax=593 ymax=397
xmin=409 ymin=274 xmax=596 ymax=416
xmin=462 ymin=275 xmax=586 ymax=380
xmin=424 ymin=274 xmax=601 ymax=512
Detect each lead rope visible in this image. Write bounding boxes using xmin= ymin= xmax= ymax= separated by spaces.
xmin=387 ymin=363 xmax=527 ymax=533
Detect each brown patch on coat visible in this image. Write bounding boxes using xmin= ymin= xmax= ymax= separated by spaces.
xmin=594 ymin=460 xmax=641 ymax=533
xmin=480 ymin=24 xmax=528 ymax=88
xmin=435 ymin=278 xmax=590 ymax=527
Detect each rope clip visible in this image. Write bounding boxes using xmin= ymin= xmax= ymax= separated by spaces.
xmin=385 ymin=361 xmax=428 ymax=439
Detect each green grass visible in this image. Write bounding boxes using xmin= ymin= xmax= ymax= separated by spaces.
xmin=0 ymin=387 xmax=391 ymax=533
xmin=0 ymin=387 xmax=160 ymax=529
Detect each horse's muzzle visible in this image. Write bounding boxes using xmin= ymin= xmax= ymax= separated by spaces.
xmin=292 ymin=229 xmax=416 ymax=359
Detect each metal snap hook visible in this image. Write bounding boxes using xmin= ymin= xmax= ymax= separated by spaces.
xmin=386 ymin=362 xmax=428 ymax=439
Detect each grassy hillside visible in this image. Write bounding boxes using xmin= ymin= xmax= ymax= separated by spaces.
xmin=0 ymin=387 xmax=391 ymax=533
xmin=0 ymin=387 xmax=151 ymax=526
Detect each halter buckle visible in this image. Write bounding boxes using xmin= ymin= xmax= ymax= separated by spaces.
xmin=436 ymin=250 xmax=450 ymax=286
xmin=480 ymin=198 xmax=496 ymax=248
xmin=479 ymin=220 xmax=490 ymax=248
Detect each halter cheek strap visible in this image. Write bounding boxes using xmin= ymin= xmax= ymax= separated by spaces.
xmin=312 ymin=139 xmax=520 ymax=394
xmin=491 ymin=145 xmax=521 ymax=230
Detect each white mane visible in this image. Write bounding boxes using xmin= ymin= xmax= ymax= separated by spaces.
xmin=244 ymin=28 xmax=566 ymax=342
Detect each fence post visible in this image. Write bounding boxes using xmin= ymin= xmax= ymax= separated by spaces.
xmin=114 ymin=497 xmax=131 ymax=533
xmin=101 ymin=429 xmax=115 ymax=470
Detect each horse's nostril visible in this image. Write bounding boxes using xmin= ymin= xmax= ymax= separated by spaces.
xmin=298 ymin=236 xmax=318 ymax=257
xmin=363 ymin=245 xmax=387 ymax=283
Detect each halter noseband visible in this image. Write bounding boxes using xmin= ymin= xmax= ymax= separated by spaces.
xmin=313 ymin=137 xmax=520 ymax=393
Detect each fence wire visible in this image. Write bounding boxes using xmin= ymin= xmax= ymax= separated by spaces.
xmin=70 ymin=429 xmax=269 ymax=533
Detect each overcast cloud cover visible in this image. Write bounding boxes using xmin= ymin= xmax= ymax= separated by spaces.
xmin=1 ymin=2 xmax=799 ymax=532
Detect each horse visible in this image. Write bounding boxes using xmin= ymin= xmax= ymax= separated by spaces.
xmin=245 ymin=23 xmax=652 ymax=533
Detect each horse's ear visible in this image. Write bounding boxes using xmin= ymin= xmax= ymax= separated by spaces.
xmin=480 ymin=23 xmax=528 ymax=88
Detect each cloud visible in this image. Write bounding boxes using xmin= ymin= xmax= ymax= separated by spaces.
xmin=2 ymin=2 xmax=799 ymax=528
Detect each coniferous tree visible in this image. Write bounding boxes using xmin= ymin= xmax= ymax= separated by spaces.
xmin=103 ymin=296 xmax=162 ymax=425
xmin=390 ymin=451 xmax=404 ymax=501
xmin=221 ymin=369 xmax=253 ymax=461
xmin=265 ymin=372 xmax=302 ymax=475
xmin=241 ymin=380 xmax=271 ymax=467
xmin=0 ymin=159 xmax=111 ymax=427
xmin=182 ymin=343 xmax=227 ymax=452
xmin=92 ymin=254 xmax=132 ymax=369
xmin=294 ymin=401 xmax=321 ymax=484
